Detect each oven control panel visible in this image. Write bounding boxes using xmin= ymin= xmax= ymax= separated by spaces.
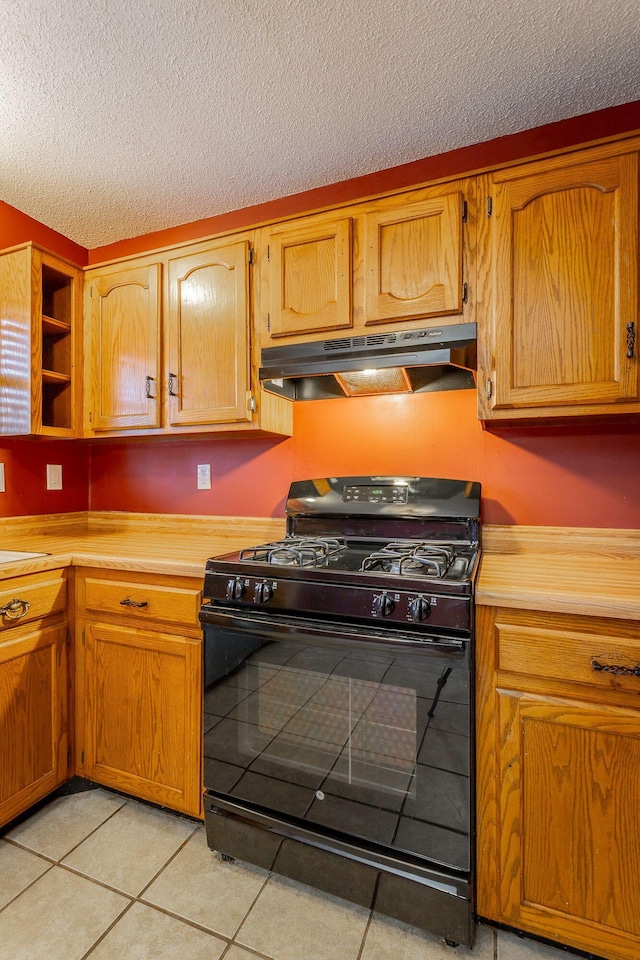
xmin=205 ymin=572 xmax=470 ymax=633
xmin=343 ymin=484 xmax=408 ymax=504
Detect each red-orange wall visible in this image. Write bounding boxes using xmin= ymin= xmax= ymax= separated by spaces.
xmin=88 ymin=392 xmax=640 ymax=528
xmin=3 ymin=102 xmax=640 ymax=526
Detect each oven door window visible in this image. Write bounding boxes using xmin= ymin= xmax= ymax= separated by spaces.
xmin=203 ymin=625 xmax=470 ymax=872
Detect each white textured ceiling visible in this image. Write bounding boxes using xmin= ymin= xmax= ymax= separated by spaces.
xmin=0 ymin=0 xmax=638 ymax=248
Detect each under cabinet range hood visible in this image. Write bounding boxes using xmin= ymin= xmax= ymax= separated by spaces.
xmin=259 ymin=323 xmax=477 ymax=400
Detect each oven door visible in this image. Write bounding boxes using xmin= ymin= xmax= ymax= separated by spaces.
xmin=201 ymin=606 xmax=472 ymax=880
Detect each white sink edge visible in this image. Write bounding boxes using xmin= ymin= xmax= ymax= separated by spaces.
xmin=0 ymin=550 xmax=49 ymax=563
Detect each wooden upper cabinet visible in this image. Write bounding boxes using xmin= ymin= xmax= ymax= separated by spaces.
xmin=166 ymin=241 xmax=251 ymax=426
xmin=85 ymin=263 xmax=161 ymax=431
xmin=0 ymin=243 xmax=82 ymax=437
xmin=479 ymin=143 xmax=640 ymax=418
xmin=266 ymin=216 xmax=352 ymax=338
xmin=362 ymin=191 xmax=463 ymax=325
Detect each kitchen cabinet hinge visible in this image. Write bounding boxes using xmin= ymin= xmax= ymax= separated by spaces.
xmin=248 ymin=248 xmax=255 ymax=265
xmin=88 ymin=411 xmax=92 ymax=423
xmin=81 ymin=750 xmax=84 ymax=764
xmin=266 ymin=312 xmax=271 ymax=332
xmin=462 ymin=282 xmax=468 ymax=304
xmin=267 ymin=244 xmax=270 ymax=262
xmin=486 ymin=197 xmax=493 ymax=218
xmin=89 ymin=286 xmax=93 ymax=297
xmin=248 ymin=395 xmax=257 ymax=413
xmin=82 ymin=628 xmax=85 ymax=645
xmin=486 ymin=378 xmax=493 ymax=400
xmin=461 ymin=200 xmax=468 ymax=223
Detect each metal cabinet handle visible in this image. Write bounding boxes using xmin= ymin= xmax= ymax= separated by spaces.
xmin=145 ymin=375 xmax=156 ymax=399
xmin=168 ymin=372 xmax=178 ymax=397
xmin=590 ymin=656 xmax=640 ymax=677
xmin=627 ymin=322 xmax=636 ymax=359
xmin=119 ymin=597 xmax=149 ymax=609
xmin=0 ymin=597 xmax=30 ymax=620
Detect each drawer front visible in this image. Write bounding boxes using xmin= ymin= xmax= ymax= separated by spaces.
xmin=0 ymin=572 xmax=67 ymax=632
xmin=496 ymin=613 xmax=640 ymax=693
xmin=83 ymin=577 xmax=201 ymax=628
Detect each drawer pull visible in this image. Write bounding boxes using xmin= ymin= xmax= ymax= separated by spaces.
xmin=119 ymin=597 xmax=149 ymax=609
xmin=590 ymin=656 xmax=640 ymax=677
xmin=0 ymin=597 xmax=30 ymax=620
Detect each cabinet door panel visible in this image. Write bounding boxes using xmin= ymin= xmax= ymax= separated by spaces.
xmin=267 ymin=217 xmax=352 ymax=337
xmin=363 ymin=193 xmax=462 ymax=324
xmin=83 ymin=621 xmax=201 ymax=816
xmin=88 ymin=264 xmax=161 ymax=430
xmin=498 ymin=691 xmax=640 ymax=955
xmin=488 ymin=150 xmax=639 ymax=413
xmin=0 ymin=623 xmax=68 ymax=827
xmin=167 ymin=242 xmax=250 ymax=425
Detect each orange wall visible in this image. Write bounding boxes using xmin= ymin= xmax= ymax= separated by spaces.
xmin=0 ymin=200 xmax=87 ymax=265
xmin=89 ymin=392 xmax=640 ymax=528
xmin=0 ymin=439 xmax=90 ymax=517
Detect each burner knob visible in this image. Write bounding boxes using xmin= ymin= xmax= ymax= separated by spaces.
xmin=226 ymin=577 xmax=246 ymax=601
xmin=372 ymin=593 xmax=395 ymax=617
xmin=253 ymin=581 xmax=273 ymax=603
xmin=408 ymin=596 xmax=431 ymax=621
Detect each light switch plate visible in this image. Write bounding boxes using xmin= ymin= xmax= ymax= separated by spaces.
xmin=197 ymin=464 xmax=211 ymax=490
xmin=46 ymin=464 xmax=63 ymax=490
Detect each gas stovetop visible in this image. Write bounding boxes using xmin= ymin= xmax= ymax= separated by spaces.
xmin=202 ymin=477 xmax=481 ymax=635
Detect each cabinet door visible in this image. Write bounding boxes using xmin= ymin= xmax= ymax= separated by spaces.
xmin=82 ymin=621 xmax=201 ymax=817
xmin=86 ymin=264 xmax=161 ymax=431
xmin=166 ymin=241 xmax=251 ymax=425
xmin=483 ymin=147 xmax=639 ymax=416
xmin=498 ymin=691 xmax=640 ymax=959
xmin=0 ymin=623 xmax=68 ymax=828
xmin=266 ymin=216 xmax=352 ymax=338
xmin=362 ymin=191 xmax=463 ymax=325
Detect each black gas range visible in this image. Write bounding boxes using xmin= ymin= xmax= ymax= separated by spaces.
xmin=200 ymin=476 xmax=481 ymax=947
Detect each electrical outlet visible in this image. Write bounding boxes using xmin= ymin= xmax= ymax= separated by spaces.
xmin=46 ymin=464 xmax=63 ymax=490
xmin=0 ymin=463 xmax=4 ymax=493
xmin=197 ymin=464 xmax=211 ymax=490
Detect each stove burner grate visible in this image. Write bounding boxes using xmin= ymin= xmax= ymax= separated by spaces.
xmin=239 ymin=537 xmax=347 ymax=567
xmin=361 ymin=540 xmax=457 ymax=578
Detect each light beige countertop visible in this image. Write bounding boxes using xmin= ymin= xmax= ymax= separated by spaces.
xmin=0 ymin=511 xmax=286 ymax=580
xmin=477 ymin=526 xmax=640 ymax=621
xmin=0 ymin=513 xmax=638 ymax=621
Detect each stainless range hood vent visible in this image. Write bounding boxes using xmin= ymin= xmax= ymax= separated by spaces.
xmin=259 ymin=323 xmax=477 ymax=401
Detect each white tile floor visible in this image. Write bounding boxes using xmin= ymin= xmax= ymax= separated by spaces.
xmin=0 ymin=789 xmax=587 ymax=960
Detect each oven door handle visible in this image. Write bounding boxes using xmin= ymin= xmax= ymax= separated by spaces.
xmin=200 ymin=606 xmax=467 ymax=657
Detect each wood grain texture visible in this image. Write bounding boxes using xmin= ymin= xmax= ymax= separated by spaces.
xmin=266 ymin=214 xmax=353 ymax=337
xmin=479 ymin=603 xmax=640 ymax=960
xmin=85 ymin=262 xmax=161 ymax=431
xmin=0 ymin=245 xmax=34 ymax=435
xmin=0 ymin=571 xmax=67 ymax=633
xmin=0 ymin=622 xmax=68 ymax=827
xmin=81 ymin=619 xmax=201 ymax=817
xmin=480 ymin=140 xmax=640 ymax=419
xmin=82 ymin=575 xmax=201 ymax=630
xmin=363 ymin=190 xmax=462 ymax=324
xmin=167 ymin=240 xmax=251 ymax=425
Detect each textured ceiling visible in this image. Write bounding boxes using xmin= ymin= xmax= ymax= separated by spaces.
xmin=1 ymin=0 xmax=639 ymax=248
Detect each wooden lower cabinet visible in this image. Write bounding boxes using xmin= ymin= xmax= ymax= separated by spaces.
xmin=476 ymin=605 xmax=640 ymax=960
xmin=78 ymin=620 xmax=202 ymax=818
xmin=0 ymin=621 xmax=69 ymax=828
